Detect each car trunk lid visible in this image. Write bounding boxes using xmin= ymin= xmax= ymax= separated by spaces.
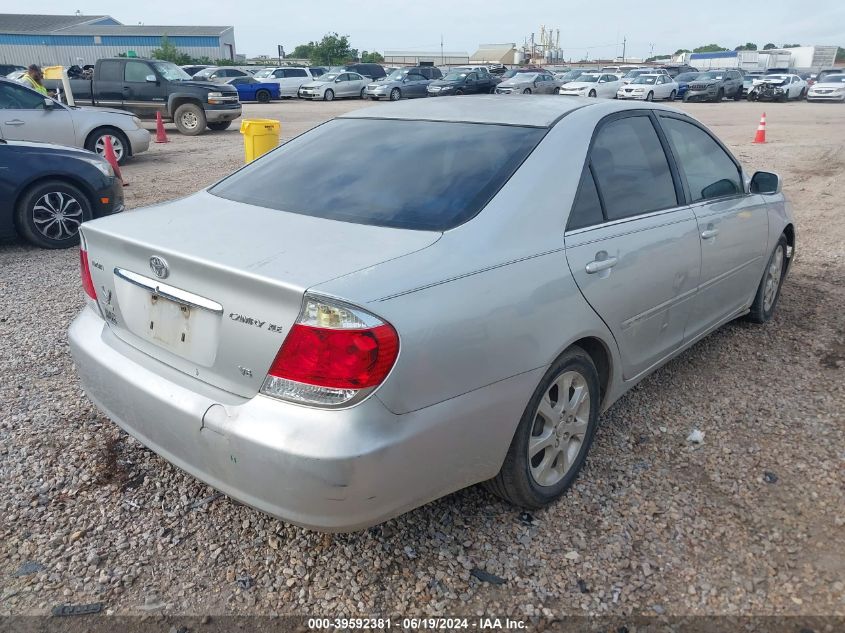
xmin=81 ymin=191 xmax=440 ymax=397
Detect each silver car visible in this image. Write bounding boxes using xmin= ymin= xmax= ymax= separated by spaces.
xmin=495 ymin=71 xmax=560 ymax=95
xmin=0 ymin=78 xmax=150 ymax=163
xmin=298 ymin=72 xmax=369 ymax=101
xmin=70 ymin=97 xmax=795 ymax=532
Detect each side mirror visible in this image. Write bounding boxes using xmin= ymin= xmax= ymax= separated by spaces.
xmin=335 ymin=78 xmax=342 ymax=83
xmin=750 ymin=171 xmax=781 ymax=194
xmin=145 ymin=74 xmax=157 ymax=83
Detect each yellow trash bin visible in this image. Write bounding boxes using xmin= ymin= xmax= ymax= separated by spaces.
xmin=240 ymin=119 xmax=281 ymax=163
xmin=43 ymin=66 xmax=65 ymax=80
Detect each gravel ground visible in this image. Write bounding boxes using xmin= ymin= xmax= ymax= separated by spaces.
xmin=1 ymin=99 xmax=843 ymax=619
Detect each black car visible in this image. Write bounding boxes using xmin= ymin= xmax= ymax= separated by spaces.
xmin=427 ymin=69 xmax=495 ymax=96
xmin=0 ymin=140 xmax=123 ymax=248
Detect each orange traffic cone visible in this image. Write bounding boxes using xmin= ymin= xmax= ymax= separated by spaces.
xmin=155 ymin=111 xmax=169 ymax=143
xmin=103 ymin=135 xmax=126 ymax=186
xmin=753 ymin=112 xmax=767 ymax=144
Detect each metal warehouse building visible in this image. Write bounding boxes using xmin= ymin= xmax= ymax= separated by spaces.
xmin=0 ymin=13 xmax=236 ymax=67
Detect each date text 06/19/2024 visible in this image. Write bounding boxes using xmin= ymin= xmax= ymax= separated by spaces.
xmin=307 ymin=617 xmax=527 ymax=630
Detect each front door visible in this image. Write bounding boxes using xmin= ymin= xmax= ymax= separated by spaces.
xmin=123 ymin=60 xmax=166 ymax=118
xmin=0 ymin=81 xmax=76 ymax=146
xmin=656 ymin=113 xmax=769 ymax=337
xmin=565 ymin=112 xmax=701 ymax=380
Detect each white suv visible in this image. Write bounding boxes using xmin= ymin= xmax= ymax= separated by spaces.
xmin=252 ymin=67 xmax=314 ymax=97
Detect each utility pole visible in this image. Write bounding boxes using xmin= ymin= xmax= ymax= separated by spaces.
xmin=440 ymin=34 xmax=443 ymax=66
xmin=649 ymin=42 xmax=655 ymax=59
xmin=622 ymin=37 xmax=626 ymax=62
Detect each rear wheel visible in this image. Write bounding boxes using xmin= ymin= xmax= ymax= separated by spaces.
xmin=85 ymin=127 xmax=129 ymax=164
xmin=15 ymin=179 xmax=92 ymax=249
xmin=323 ymin=89 xmax=334 ymax=101
xmin=523 ymin=88 xmax=533 ymax=94
xmin=455 ymin=89 xmax=464 ymax=95
xmin=485 ymin=346 xmax=600 ymax=508
xmin=174 ymin=103 xmax=206 ymax=136
xmin=360 ymin=87 xmax=367 ymax=99
xmin=389 ymin=88 xmax=401 ymax=101
xmin=256 ymin=89 xmax=271 ymax=104
xmin=747 ymin=235 xmax=788 ymax=323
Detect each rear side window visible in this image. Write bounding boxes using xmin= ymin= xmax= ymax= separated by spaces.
xmin=590 ymin=116 xmax=678 ymax=220
xmin=287 ymin=68 xmax=307 ymax=78
xmin=99 ymin=60 xmax=122 ymax=82
xmin=660 ymin=117 xmax=742 ymax=202
xmin=210 ymin=119 xmax=545 ymax=231
xmin=568 ymin=167 xmax=604 ymax=230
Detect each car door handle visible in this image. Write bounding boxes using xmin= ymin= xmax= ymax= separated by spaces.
xmin=701 ymin=228 xmax=720 ymax=239
xmin=585 ymin=256 xmax=618 ymax=274
xmin=4 ymin=119 xmax=24 ymax=126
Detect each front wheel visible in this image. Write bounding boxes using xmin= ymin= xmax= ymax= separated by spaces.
xmin=15 ymin=179 xmax=93 ymax=249
xmin=747 ymin=235 xmax=788 ymax=323
xmin=207 ymin=121 xmax=231 ymax=131
xmin=588 ymin=89 xmax=596 ymax=98
xmin=668 ymin=89 xmax=676 ymax=101
xmin=389 ymin=88 xmax=401 ymax=101
xmin=85 ymin=128 xmax=129 ymax=164
xmin=485 ymin=346 xmax=600 ymax=508
xmin=455 ymin=89 xmax=464 ymax=95
xmin=173 ymin=103 xmax=207 ymax=136
xmin=323 ymin=89 xmax=334 ymax=101
xmin=645 ymin=91 xmax=653 ymax=101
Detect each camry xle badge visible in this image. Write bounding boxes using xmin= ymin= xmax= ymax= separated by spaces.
xmin=149 ymin=256 xmax=169 ymax=279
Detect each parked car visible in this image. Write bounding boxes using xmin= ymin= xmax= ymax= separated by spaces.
xmin=806 ymin=73 xmax=845 ymax=102
xmin=42 ymin=58 xmax=241 ymax=136
xmin=365 ymin=67 xmax=441 ymax=101
xmin=621 ymin=68 xmax=668 ymax=84
xmin=558 ymin=73 xmax=623 ymax=98
xmin=600 ymin=65 xmax=624 ymax=74
xmin=326 ymin=63 xmax=387 ymax=80
xmin=225 ymin=76 xmax=280 ymax=103
xmin=252 ymin=67 xmax=315 ymax=98
xmin=0 ymin=78 xmax=150 ymax=164
xmin=495 ymin=71 xmax=560 ymax=95
xmin=616 ymin=74 xmax=679 ymax=101
xmin=674 ymin=72 xmax=700 ymax=99
xmin=192 ymin=67 xmax=250 ymax=82
xmin=684 ymin=69 xmax=744 ymax=102
xmin=298 ymin=72 xmax=370 ymax=101
xmin=181 ymin=64 xmax=212 ymax=77
xmin=427 ymin=70 xmax=495 ymax=95
xmin=660 ymin=64 xmax=698 ymax=78
xmin=69 ymin=97 xmax=795 ymax=532
xmin=309 ymin=67 xmax=328 ymax=78
xmin=747 ymin=74 xmax=808 ymax=102
xmin=1 ymin=64 xmax=26 ymax=78
xmin=0 ymin=139 xmax=123 ymax=248
xmin=554 ymin=69 xmax=593 ymax=83
xmin=815 ymin=68 xmax=844 ymax=84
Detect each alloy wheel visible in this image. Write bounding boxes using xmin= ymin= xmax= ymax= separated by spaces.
xmin=94 ymin=134 xmax=124 ymax=161
xmin=763 ymin=246 xmax=784 ymax=312
xmin=528 ymin=370 xmax=591 ymax=487
xmin=32 ymin=191 xmax=84 ymax=241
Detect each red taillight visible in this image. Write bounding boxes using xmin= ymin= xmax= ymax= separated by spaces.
xmin=80 ymin=248 xmax=97 ymax=300
xmin=268 ymin=323 xmax=399 ymax=389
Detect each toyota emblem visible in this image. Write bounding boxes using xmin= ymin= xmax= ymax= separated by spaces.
xmin=149 ymin=256 xmax=169 ymax=279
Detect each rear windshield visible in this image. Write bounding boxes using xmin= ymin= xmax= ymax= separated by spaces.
xmin=210 ymin=119 xmax=545 ymax=231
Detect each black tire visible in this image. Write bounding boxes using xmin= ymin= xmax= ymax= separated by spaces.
xmin=173 ymin=103 xmax=206 ymax=136
xmin=747 ymin=235 xmax=788 ymax=324
xmin=733 ymin=88 xmax=743 ymax=101
xmin=588 ymin=89 xmax=596 ymax=97
xmin=84 ymin=127 xmax=130 ymax=165
xmin=485 ymin=346 xmax=601 ymax=509
xmin=360 ymin=87 xmax=366 ymax=99
xmin=713 ymin=88 xmax=724 ymax=102
xmin=645 ymin=91 xmax=653 ymax=102
xmin=256 ymin=89 xmax=271 ymax=104
xmin=14 ymin=179 xmax=92 ymax=249
xmin=323 ymin=89 xmax=335 ymax=101
xmin=669 ymin=89 xmax=676 ymax=101
xmin=389 ymin=88 xmax=401 ymax=101
xmin=747 ymin=93 xmax=757 ymax=101
xmin=523 ymin=88 xmax=533 ymax=95
xmin=207 ymin=121 xmax=231 ymax=131
xmin=455 ymin=89 xmax=464 ymax=95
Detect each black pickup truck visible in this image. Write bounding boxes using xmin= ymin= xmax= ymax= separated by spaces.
xmin=45 ymin=58 xmax=241 ymax=136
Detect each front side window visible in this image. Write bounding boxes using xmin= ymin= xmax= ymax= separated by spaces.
xmin=590 ymin=115 xmax=677 ymax=220
xmin=0 ymin=82 xmax=45 ymax=109
xmin=210 ymin=119 xmax=545 ymax=231
xmin=125 ymin=61 xmax=151 ymax=82
xmin=660 ymin=117 xmax=742 ymax=202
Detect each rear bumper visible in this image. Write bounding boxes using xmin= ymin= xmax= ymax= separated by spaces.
xmin=69 ymin=307 xmax=535 ymax=531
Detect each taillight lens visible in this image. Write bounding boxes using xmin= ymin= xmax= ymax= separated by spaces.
xmin=80 ymin=248 xmax=97 ymax=301
xmin=261 ymin=296 xmax=399 ymax=407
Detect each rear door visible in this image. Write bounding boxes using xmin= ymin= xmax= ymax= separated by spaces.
xmin=656 ymin=113 xmax=768 ymax=337
xmin=405 ymin=71 xmax=427 ymax=97
xmin=0 ymin=82 xmax=76 ymax=146
xmin=564 ymin=111 xmax=701 ymax=380
xmin=123 ymin=60 xmax=166 ymax=118
xmin=93 ymin=59 xmax=125 ymax=106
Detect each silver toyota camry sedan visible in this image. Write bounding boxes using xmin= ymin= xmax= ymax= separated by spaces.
xmin=70 ymin=97 xmax=795 ymax=532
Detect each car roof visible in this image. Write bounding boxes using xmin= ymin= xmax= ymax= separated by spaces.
xmin=341 ymin=95 xmax=598 ymax=127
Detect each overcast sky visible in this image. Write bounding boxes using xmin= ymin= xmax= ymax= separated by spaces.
xmin=20 ymin=1 xmax=845 ymax=59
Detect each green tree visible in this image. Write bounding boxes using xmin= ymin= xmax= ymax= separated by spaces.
xmin=291 ymin=43 xmax=316 ymax=59
xmin=734 ymin=42 xmax=758 ymax=51
xmin=763 ymin=43 xmax=777 ymax=50
xmin=308 ymin=33 xmax=358 ymax=65
xmin=782 ymin=43 xmax=801 ymax=48
xmin=693 ymin=44 xmax=728 ymax=53
xmin=674 ymin=48 xmax=691 ymax=55
xmin=151 ymin=35 xmax=191 ymax=65
xmin=360 ymin=51 xmax=384 ymax=63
